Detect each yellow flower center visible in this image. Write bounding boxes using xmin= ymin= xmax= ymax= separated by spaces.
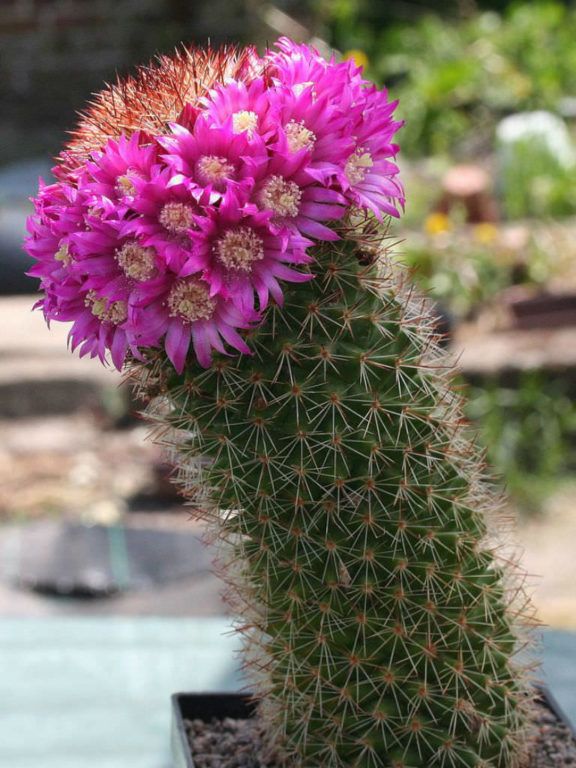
xmin=167 ymin=279 xmax=216 ymax=323
xmin=87 ymin=204 xmax=104 ymax=219
xmin=86 ymin=292 xmax=127 ymax=325
xmin=260 ymin=176 xmax=301 ymax=218
xmin=285 ymin=120 xmax=316 ymax=153
xmin=216 ymin=227 xmax=264 ymax=272
xmin=54 ymin=242 xmax=71 ymax=266
xmin=116 ymin=241 xmax=156 ymax=281
xmin=115 ymin=169 xmax=140 ymax=197
xmin=345 ymin=148 xmax=373 ymax=186
xmin=232 ymin=110 xmax=258 ymax=136
xmin=197 ymin=155 xmax=235 ymax=186
xmin=159 ymin=202 xmax=195 ymax=235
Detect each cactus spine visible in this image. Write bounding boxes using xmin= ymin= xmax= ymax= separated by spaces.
xmin=136 ymin=232 xmax=532 ymax=768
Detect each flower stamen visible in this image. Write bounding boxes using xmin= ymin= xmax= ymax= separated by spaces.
xmin=159 ymin=202 xmax=195 ymax=235
xmin=115 ymin=169 xmax=141 ymax=197
xmin=216 ymin=227 xmax=265 ymax=272
xmin=232 ymin=110 xmax=258 ymax=136
xmin=116 ymin=241 xmax=156 ymax=281
xmin=285 ymin=120 xmax=316 ymax=153
xmin=197 ymin=155 xmax=235 ymax=187
xmin=345 ymin=148 xmax=373 ymax=186
xmin=86 ymin=291 xmax=127 ymax=325
xmin=54 ymin=242 xmax=72 ymax=266
xmin=260 ymin=176 xmax=301 ymax=218
xmin=168 ymin=279 xmax=216 ymax=323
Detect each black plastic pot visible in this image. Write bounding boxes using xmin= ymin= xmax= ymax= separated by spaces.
xmin=171 ymin=687 xmax=574 ymax=768
xmin=171 ymin=692 xmax=256 ymax=768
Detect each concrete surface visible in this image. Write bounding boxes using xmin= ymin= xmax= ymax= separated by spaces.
xmin=0 ymin=617 xmax=243 ymax=768
xmin=516 ymin=482 xmax=576 ymax=629
xmin=0 ymin=295 xmax=123 ymax=417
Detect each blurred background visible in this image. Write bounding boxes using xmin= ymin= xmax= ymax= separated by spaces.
xmin=2 ymin=1 xmax=576 ymax=766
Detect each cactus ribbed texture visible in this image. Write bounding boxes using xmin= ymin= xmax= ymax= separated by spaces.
xmin=23 ymin=35 xmax=535 ymax=767
xmin=134 ymin=232 xmax=533 ymax=768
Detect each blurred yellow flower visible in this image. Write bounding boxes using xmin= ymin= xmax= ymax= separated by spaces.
xmin=472 ymin=222 xmax=498 ymax=244
xmin=424 ymin=212 xmax=452 ymax=236
xmin=343 ymin=49 xmax=369 ymax=70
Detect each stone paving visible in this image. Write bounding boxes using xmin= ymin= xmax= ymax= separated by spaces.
xmin=0 ymin=295 xmax=124 ymax=418
xmin=454 ymin=321 xmax=576 ymax=380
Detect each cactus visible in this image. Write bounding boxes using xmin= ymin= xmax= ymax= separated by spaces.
xmin=136 ymin=232 xmax=533 ymax=768
xmin=26 ymin=39 xmax=533 ymax=768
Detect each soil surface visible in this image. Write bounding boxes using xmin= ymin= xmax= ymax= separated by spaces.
xmin=185 ymin=698 xmax=576 ymax=768
xmin=525 ymin=699 xmax=576 ymax=767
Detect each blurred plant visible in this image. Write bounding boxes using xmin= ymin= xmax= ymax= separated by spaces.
xmin=497 ymin=111 xmax=576 ymax=219
xmin=423 ymin=211 xmax=452 ymax=236
xmin=467 ymin=372 xmax=576 ymax=510
xmin=402 ymin=214 xmax=576 ymax=319
xmin=342 ymin=48 xmax=369 ymax=69
xmin=402 ymin=225 xmax=515 ymax=318
xmin=323 ymin=2 xmax=576 ymax=159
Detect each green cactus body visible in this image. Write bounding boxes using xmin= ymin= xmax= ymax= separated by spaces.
xmin=137 ymin=236 xmax=531 ymax=767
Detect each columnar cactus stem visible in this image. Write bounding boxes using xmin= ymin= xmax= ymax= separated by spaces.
xmin=135 ymin=234 xmax=533 ymax=768
xmin=26 ymin=38 xmax=535 ymax=768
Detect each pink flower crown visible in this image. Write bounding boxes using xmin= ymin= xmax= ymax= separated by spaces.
xmin=25 ymin=39 xmax=404 ymax=372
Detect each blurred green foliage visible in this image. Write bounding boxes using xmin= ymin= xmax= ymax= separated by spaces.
xmin=466 ymin=372 xmax=576 ymax=509
xmin=321 ymin=1 xmax=576 ymax=157
xmin=403 ymin=213 xmax=576 ymax=317
xmin=498 ymin=131 xmax=576 ymax=219
xmin=400 ymin=213 xmax=576 ymax=504
xmin=311 ymin=0 xmax=576 ymax=504
xmin=403 ymin=231 xmax=509 ymax=319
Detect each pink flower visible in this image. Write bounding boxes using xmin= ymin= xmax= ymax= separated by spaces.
xmin=190 ymin=189 xmax=313 ymax=313
xmin=26 ymin=193 xmax=129 ymax=370
xmin=132 ymin=274 xmax=255 ymax=371
xmin=267 ymin=85 xmax=354 ymax=187
xmin=201 ymin=77 xmax=276 ymax=142
xmin=68 ymin=288 xmax=134 ymax=371
xmin=160 ymin=118 xmax=268 ymax=200
xmin=339 ymin=88 xmax=405 ymax=218
xmin=26 ymin=180 xmax=86 ymax=292
xmin=82 ymin=132 xmax=158 ymax=218
xmin=250 ymin=151 xmax=345 ymax=241
xmin=25 ymin=39 xmax=405 ymax=373
xmin=270 ymin=38 xmax=404 ymax=218
xmin=122 ymin=166 xmax=205 ymax=274
xmin=269 ymin=38 xmax=367 ymax=113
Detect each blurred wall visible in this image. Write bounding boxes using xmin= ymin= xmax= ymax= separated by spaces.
xmin=0 ymin=0 xmax=260 ymax=165
xmin=2 ymin=0 xmax=572 ymax=165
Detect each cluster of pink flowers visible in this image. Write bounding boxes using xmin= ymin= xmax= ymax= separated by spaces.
xmin=25 ymin=39 xmax=404 ymax=372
